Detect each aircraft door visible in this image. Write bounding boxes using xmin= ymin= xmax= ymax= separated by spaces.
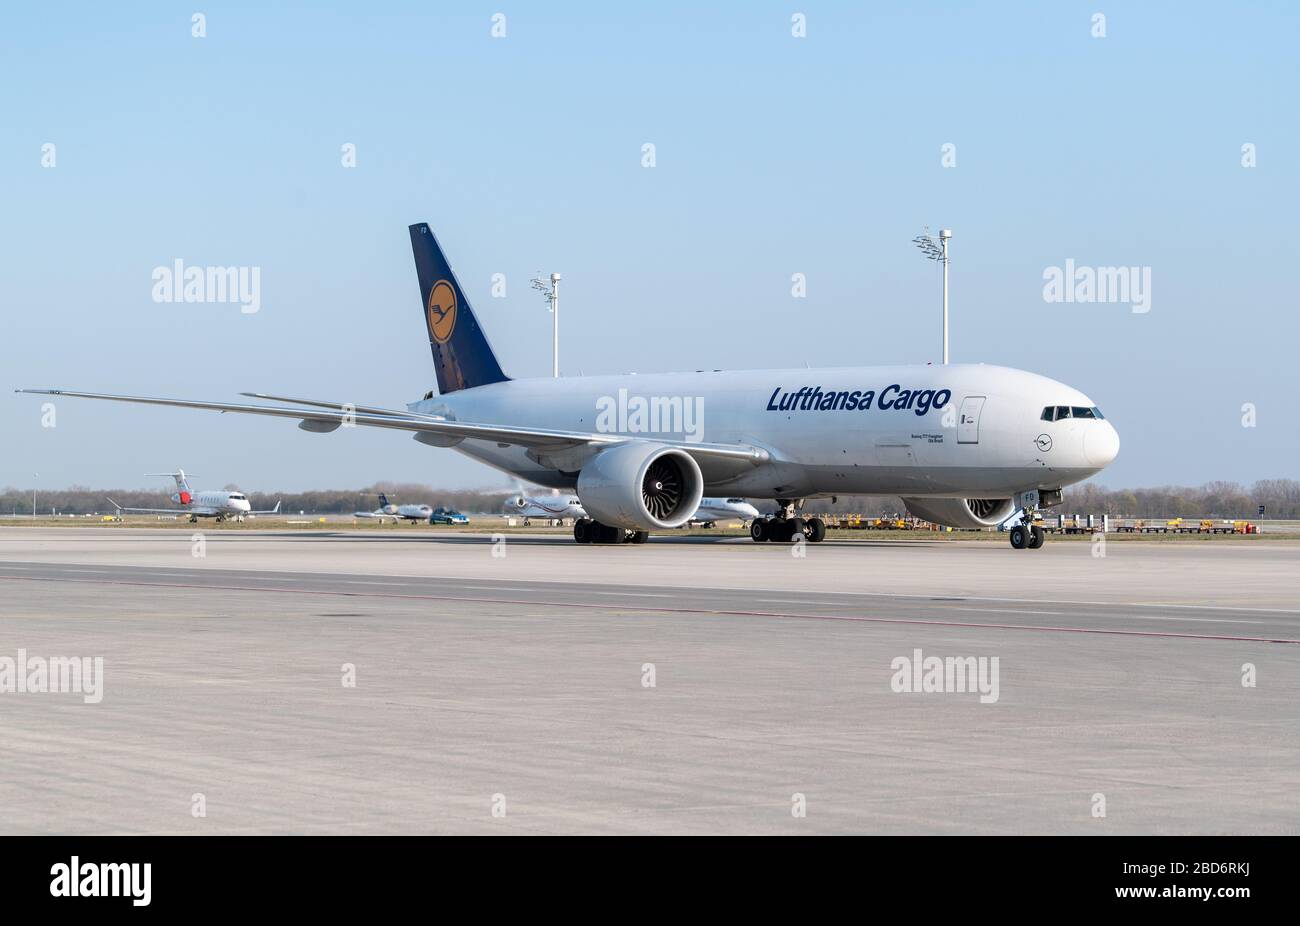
xmin=957 ymin=396 xmax=985 ymax=444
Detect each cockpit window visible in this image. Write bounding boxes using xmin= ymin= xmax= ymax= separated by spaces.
xmin=726 ymin=498 xmax=744 ymax=504
xmin=1042 ymin=405 xmax=1105 ymax=421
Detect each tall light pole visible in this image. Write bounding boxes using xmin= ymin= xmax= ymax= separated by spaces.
xmin=912 ymin=228 xmax=952 ymax=364
xmin=32 ymin=472 xmax=38 ymax=520
xmin=530 ymin=272 xmax=562 ymax=377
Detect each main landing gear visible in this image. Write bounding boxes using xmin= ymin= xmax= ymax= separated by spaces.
xmin=573 ymin=518 xmax=649 ymax=545
xmin=750 ymin=499 xmax=826 ymax=544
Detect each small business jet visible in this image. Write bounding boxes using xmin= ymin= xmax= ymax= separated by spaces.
xmin=354 ymin=493 xmax=433 ymax=523
xmin=22 ymin=222 xmax=1118 ymax=550
xmin=687 ymin=497 xmax=762 ymax=527
xmin=505 ymin=491 xmax=587 ymax=525
xmin=108 ymin=470 xmax=280 ymax=523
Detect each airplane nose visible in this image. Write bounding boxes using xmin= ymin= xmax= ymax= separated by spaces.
xmin=1084 ymin=422 xmax=1120 ymax=467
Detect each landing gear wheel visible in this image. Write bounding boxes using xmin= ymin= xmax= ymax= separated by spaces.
xmin=750 ymin=520 xmax=769 ymax=542
xmin=630 ymin=530 xmax=650 ymax=544
xmin=787 ymin=517 xmax=805 ymax=542
xmin=574 ymin=518 xmax=592 ymax=544
xmin=806 ymin=517 xmax=826 ymax=543
xmin=594 ymin=522 xmax=622 ymax=544
xmin=1027 ymin=525 xmax=1045 ymax=549
xmin=1009 ymin=525 xmax=1028 ymax=550
xmin=766 ymin=520 xmax=794 ymax=542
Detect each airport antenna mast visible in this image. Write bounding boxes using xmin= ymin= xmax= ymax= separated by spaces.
xmin=912 ymin=228 xmax=951 ymax=364
xmin=531 ymin=272 xmax=562 ymax=377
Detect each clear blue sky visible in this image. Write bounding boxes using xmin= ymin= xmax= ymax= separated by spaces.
xmin=4 ymin=1 xmax=1297 ymax=492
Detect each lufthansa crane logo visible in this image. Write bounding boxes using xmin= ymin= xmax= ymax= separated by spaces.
xmin=427 ymin=280 xmax=457 ymax=344
xmin=1035 ymin=434 xmax=1053 ymax=452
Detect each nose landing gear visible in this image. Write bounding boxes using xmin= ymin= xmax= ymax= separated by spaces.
xmin=1008 ymin=489 xmax=1052 ymax=550
xmin=1008 ymin=523 xmax=1044 ymax=550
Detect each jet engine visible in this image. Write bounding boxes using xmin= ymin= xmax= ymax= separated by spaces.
xmin=901 ymin=496 xmax=1017 ymax=529
xmin=577 ymin=443 xmax=704 ymax=530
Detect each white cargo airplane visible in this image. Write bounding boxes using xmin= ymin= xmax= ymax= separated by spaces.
xmin=687 ymin=497 xmax=762 ymax=527
xmin=21 ymin=222 xmax=1119 ymax=550
xmin=354 ymin=492 xmax=433 ymax=523
xmin=108 ymin=470 xmax=280 ymax=523
xmin=505 ymin=491 xmax=587 ymax=525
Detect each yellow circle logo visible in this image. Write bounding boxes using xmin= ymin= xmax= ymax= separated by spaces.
xmin=427 ymin=280 xmax=457 ymax=344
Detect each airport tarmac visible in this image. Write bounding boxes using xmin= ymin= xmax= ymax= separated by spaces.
xmin=1 ymin=527 xmax=1297 ymax=834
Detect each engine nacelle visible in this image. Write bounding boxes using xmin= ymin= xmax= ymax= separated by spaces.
xmin=901 ymin=496 xmax=1017 ymax=529
xmin=577 ymin=444 xmax=704 ymax=530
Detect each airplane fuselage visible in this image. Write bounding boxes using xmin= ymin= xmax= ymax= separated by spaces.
xmin=691 ymin=497 xmax=762 ymax=524
xmin=507 ymin=495 xmax=587 ymax=520
xmin=411 ymin=363 xmax=1118 ymax=499
xmin=356 ymin=504 xmax=433 ymax=521
xmin=171 ymin=490 xmax=252 ymax=518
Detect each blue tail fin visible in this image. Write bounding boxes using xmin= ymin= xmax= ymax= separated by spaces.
xmin=409 ymin=223 xmax=510 ymax=394
xmin=378 ymin=493 xmax=390 ymax=508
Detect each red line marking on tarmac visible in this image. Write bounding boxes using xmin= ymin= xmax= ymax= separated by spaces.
xmin=1 ymin=573 xmax=1297 ymax=645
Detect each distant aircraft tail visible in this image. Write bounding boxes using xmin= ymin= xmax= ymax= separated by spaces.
xmin=378 ymin=492 xmax=390 ymax=509
xmin=146 ymin=469 xmax=193 ymax=504
xmin=409 ymin=223 xmax=510 ymax=395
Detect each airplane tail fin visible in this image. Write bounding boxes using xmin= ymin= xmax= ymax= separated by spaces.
xmin=146 ymin=469 xmax=193 ymax=504
xmin=378 ymin=493 xmax=390 ymax=509
xmin=409 ymin=223 xmax=510 ymax=394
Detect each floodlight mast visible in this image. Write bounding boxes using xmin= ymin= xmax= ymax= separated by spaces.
xmin=912 ymin=228 xmax=952 ymax=364
xmin=530 ymin=272 xmax=563 ymax=377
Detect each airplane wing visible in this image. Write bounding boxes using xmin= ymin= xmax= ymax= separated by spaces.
xmin=106 ymin=497 xmax=194 ymax=515
xmin=22 ymin=389 xmax=771 ymax=479
xmin=249 ymin=500 xmax=281 ymax=515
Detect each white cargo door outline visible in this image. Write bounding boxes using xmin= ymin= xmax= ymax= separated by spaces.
xmin=957 ymin=396 xmax=986 ymax=444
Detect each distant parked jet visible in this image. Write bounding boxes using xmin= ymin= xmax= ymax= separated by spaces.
xmin=108 ymin=470 xmax=280 ymax=523
xmin=354 ymin=492 xmax=433 ymax=523
xmin=505 ymin=491 xmax=587 ymax=525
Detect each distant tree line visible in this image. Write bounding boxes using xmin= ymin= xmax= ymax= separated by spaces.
xmin=1057 ymin=479 xmax=1300 ymax=519
xmin=795 ymin=478 xmax=1294 ymax=520
xmin=801 ymin=480 xmax=1300 ymax=519
xmin=3 ymin=479 xmax=1298 ymax=520
xmin=0 ymin=482 xmax=515 ymax=517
